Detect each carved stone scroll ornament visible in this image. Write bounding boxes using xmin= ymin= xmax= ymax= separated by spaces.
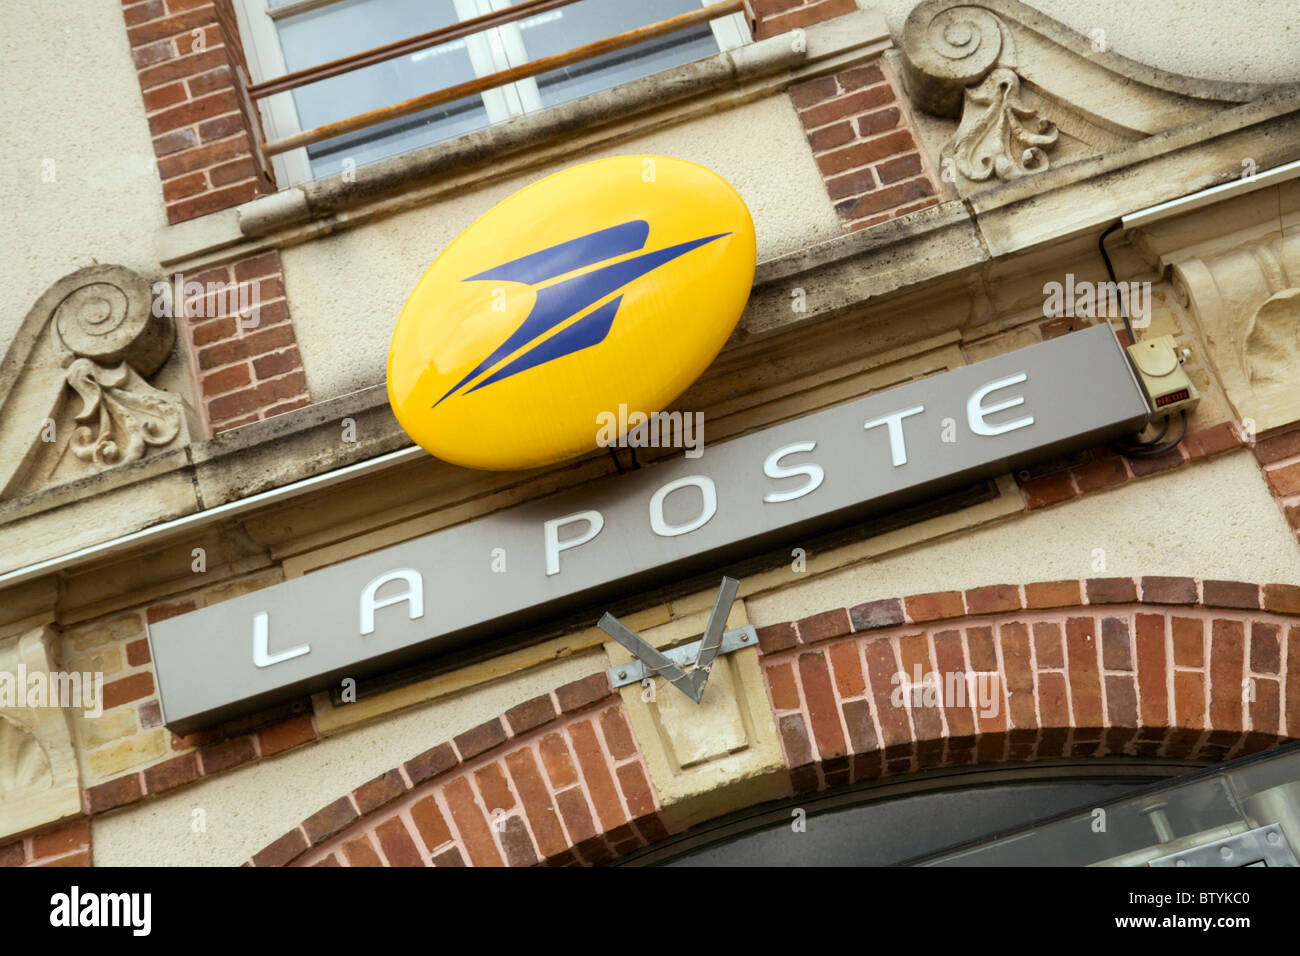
xmin=0 ymin=265 xmax=187 ymax=499
xmin=65 ymin=358 xmax=181 ymax=466
xmin=948 ymin=67 xmax=1058 ymax=181
xmin=50 ymin=278 xmax=182 ymax=468
xmin=901 ymin=0 xmax=1058 ymax=183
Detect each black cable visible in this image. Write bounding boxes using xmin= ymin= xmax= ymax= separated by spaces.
xmin=1098 ymin=221 xmax=1135 ymax=345
xmin=1099 ymin=220 xmax=1191 ymax=458
xmin=1116 ymin=413 xmax=1171 ymax=450
xmin=1121 ymin=409 xmax=1188 ymax=458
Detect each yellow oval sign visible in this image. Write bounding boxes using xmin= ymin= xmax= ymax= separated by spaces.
xmin=387 ymin=155 xmax=757 ymax=471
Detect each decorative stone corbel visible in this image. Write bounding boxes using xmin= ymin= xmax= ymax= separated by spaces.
xmin=0 ymin=265 xmax=187 ymax=499
xmin=901 ymin=0 xmax=1059 ymax=183
xmin=1171 ymin=234 xmax=1300 ymax=433
xmin=599 ymin=592 xmax=786 ymax=830
xmin=0 ymin=625 xmax=83 ymax=842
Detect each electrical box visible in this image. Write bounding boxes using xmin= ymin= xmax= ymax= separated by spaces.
xmin=1126 ymin=335 xmax=1200 ymax=416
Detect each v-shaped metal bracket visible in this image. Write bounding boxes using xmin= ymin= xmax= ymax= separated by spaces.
xmin=598 ymin=576 xmax=742 ymax=704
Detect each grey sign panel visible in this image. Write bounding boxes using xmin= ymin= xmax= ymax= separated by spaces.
xmin=148 ymin=325 xmax=1149 ymax=733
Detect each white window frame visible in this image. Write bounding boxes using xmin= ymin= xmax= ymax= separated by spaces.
xmin=232 ymin=0 xmax=751 ymax=187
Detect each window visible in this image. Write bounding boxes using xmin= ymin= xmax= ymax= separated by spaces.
xmin=235 ymin=0 xmax=751 ymax=185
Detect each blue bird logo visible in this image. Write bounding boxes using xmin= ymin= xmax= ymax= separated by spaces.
xmin=434 ymin=219 xmax=728 ymax=406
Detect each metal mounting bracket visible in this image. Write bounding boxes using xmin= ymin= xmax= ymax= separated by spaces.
xmin=1148 ymin=823 xmax=1299 ymax=867
xmin=607 ymin=625 xmax=757 ymax=689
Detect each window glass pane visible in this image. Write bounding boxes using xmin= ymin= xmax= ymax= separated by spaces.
xmin=657 ymin=780 xmax=1159 ymax=866
xmin=274 ymin=0 xmax=489 ymax=178
xmin=911 ymin=754 xmax=1300 ymax=868
xmin=513 ymin=0 xmax=723 ymax=108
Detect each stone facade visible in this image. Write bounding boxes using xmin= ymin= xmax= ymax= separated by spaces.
xmin=2 ymin=0 xmax=1298 ymax=865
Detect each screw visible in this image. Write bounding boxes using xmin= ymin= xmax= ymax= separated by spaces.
xmin=617 ymin=670 xmax=626 ymax=680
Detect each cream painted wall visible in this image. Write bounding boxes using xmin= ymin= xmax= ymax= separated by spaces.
xmin=746 ymin=450 xmax=1300 ymax=626
xmin=2 ymin=0 xmax=167 ymax=348
xmin=281 ymin=95 xmax=843 ymax=402
xmin=866 ymin=0 xmax=1300 ymax=85
xmin=92 ymin=647 xmax=607 ymax=866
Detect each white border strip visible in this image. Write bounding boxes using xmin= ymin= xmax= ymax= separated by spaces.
xmin=1121 ymin=159 xmax=1300 ymax=230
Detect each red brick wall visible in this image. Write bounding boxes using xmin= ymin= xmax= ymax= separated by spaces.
xmin=1254 ymin=423 xmax=1300 ymax=546
xmin=750 ymin=0 xmax=943 ymax=230
xmin=789 ymin=59 xmax=940 ymax=231
xmin=0 ymin=817 xmax=92 ymax=867
xmin=760 ymin=579 xmax=1300 ymax=794
xmin=75 ymin=580 xmax=319 ymax=822
xmin=170 ymin=249 xmax=311 ymax=435
xmin=751 ymin=0 xmax=858 ymax=39
xmin=80 ymin=702 xmax=319 ymax=820
xmin=248 ymin=674 xmax=668 ymax=867
xmin=124 ymin=0 xmax=272 ymax=223
xmin=1014 ymin=417 xmax=1242 ymax=510
xmin=122 ymin=4 xmax=308 ymax=432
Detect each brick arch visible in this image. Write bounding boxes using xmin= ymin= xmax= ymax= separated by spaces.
xmin=248 ymin=672 xmax=670 ymax=867
xmin=761 ymin=577 xmax=1298 ymax=792
xmin=248 ymin=577 xmax=1300 ymax=866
